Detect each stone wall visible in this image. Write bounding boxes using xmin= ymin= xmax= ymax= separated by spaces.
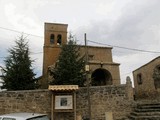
xmin=0 ymin=82 xmax=134 ymax=120
xmin=133 ymin=56 xmax=160 ymax=99
xmin=76 ymin=84 xmax=134 ymax=120
xmin=0 ymin=90 xmax=51 ymax=115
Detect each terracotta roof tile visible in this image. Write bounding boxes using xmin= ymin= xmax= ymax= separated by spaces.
xmin=48 ymin=85 xmax=79 ymax=91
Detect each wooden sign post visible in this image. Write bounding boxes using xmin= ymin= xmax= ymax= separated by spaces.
xmin=49 ymin=85 xmax=79 ymax=120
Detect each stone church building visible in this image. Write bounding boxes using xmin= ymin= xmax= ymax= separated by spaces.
xmin=40 ymin=23 xmax=121 ymax=88
xmin=133 ymin=56 xmax=160 ymax=100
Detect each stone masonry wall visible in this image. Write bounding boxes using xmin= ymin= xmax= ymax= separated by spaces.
xmin=133 ymin=57 xmax=160 ymax=100
xmin=0 ymin=82 xmax=134 ymax=120
xmin=76 ymin=84 xmax=134 ymax=120
xmin=0 ymin=90 xmax=51 ymax=115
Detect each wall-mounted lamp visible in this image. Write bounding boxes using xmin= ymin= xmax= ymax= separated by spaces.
xmin=100 ymin=61 xmax=103 ymax=68
xmin=85 ymin=65 xmax=90 ymax=72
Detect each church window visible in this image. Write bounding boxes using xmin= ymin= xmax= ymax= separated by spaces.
xmin=137 ymin=73 xmax=142 ymax=85
xmin=57 ymin=34 xmax=62 ymax=45
xmin=89 ymin=54 xmax=94 ymax=60
xmin=50 ymin=34 xmax=55 ymax=44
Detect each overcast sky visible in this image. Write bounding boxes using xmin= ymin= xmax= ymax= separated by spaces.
xmin=0 ymin=0 xmax=160 ymax=85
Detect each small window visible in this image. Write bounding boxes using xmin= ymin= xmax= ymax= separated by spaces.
xmin=137 ymin=73 xmax=142 ymax=85
xmin=50 ymin=34 xmax=55 ymax=44
xmin=89 ymin=54 xmax=94 ymax=60
xmin=57 ymin=34 xmax=62 ymax=45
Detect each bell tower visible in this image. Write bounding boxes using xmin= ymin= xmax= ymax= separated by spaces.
xmin=42 ymin=23 xmax=68 ymax=88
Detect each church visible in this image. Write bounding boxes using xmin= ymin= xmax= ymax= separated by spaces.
xmin=39 ymin=22 xmax=121 ymax=89
xmin=1 ymin=22 xmax=160 ymax=120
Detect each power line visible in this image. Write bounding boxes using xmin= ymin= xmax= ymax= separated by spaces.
xmin=0 ymin=26 xmax=43 ymax=38
xmin=30 ymin=52 xmax=43 ymax=55
xmin=0 ymin=52 xmax=43 ymax=59
xmin=0 ymin=26 xmax=44 ymax=58
xmin=1 ymin=26 xmax=160 ymax=54
xmin=121 ymin=72 xmax=132 ymax=76
xmin=88 ymin=40 xmax=160 ymax=54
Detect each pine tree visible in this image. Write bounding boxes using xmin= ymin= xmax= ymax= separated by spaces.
xmin=49 ymin=34 xmax=85 ymax=86
xmin=2 ymin=35 xmax=38 ymax=90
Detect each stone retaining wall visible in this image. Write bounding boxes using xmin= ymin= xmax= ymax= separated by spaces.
xmin=76 ymin=85 xmax=134 ymax=120
xmin=0 ymin=90 xmax=51 ymax=115
xmin=0 ymin=82 xmax=134 ymax=120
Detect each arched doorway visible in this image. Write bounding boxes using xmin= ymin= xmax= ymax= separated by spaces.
xmin=153 ymin=65 xmax=160 ymax=89
xmin=91 ymin=68 xmax=112 ymax=86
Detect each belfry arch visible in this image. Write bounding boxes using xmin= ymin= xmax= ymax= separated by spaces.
xmin=91 ymin=68 xmax=112 ymax=86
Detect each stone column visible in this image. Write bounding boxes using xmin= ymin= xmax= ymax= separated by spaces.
xmin=126 ymin=76 xmax=134 ymax=100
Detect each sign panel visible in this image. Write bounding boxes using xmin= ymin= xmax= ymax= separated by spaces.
xmin=55 ymin=95 xmax=73 ymax=109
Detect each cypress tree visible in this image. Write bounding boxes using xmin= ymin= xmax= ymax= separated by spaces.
xmin=2 ymin=35 xmax=38 ymax=90
xmin=49 ymin=34 xmax=85 ymax=86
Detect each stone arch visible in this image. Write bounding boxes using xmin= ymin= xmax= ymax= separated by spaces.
xmin=91 ymin=68 xmax=112 ymax=86
xmin=57 ymin=34 xmax=62 ymax=45
xmin=153 ymin=65 xmax=160 ymax=89
xmin=50 ymin=34 xmax=55 ymax=44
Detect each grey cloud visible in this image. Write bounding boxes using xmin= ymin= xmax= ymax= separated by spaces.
xmin=76 ymin=0 xmax=160 ymax=56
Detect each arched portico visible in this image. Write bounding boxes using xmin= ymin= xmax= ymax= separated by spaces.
xmin=91 ymin=68 xmax=112 ymax=86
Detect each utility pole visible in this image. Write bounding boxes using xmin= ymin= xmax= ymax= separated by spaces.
xmin=84 ymin=33 xmax=91 ymax=120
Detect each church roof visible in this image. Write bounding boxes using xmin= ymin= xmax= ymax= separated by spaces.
xmin=79 ymin=45 xmax=113 ymax=49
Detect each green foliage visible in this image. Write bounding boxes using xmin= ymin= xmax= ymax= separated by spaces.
xmin=49 ymin=34 xmax=85 ymax=86
xmin=2 ymin=35 xmax=38 ymax=90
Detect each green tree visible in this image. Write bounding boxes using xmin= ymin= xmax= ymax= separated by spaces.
xmin=49 ymin=34 xmax=85 ymax=86
xmin=2 ymin=35 xmax=38 ymax=90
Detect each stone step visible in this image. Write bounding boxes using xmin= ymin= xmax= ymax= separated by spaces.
xmin=128 ymin=115 xmax=160 ymax=120
xmin=128 ymin=102 xmax=160 ymax=120
xmin=135 ymin=108 xmax=160 ymax=112
xmin=137 ymin=104 xmax=160 ymax=109
xmin=137 ymin=102 xmax=160 ymax=105
xmin=130 ymin=111 xmax=160 ymax=116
